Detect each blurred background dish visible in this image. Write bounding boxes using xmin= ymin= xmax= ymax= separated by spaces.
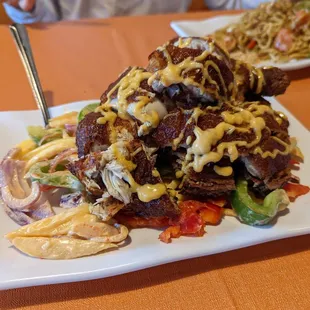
xmin=171 ymin=1 xmax=310 ymax=70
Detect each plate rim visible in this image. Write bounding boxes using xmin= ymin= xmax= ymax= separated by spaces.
xmin=0 ymin=98 xmax=309 ymax=291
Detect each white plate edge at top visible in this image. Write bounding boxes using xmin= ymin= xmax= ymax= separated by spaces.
xmin=170 ymin=14 xmax=310 ymax=71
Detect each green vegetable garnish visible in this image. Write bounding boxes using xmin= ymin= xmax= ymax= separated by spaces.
xmin=231 ymin=179 xmax=290 ymax=226
xmin=27 ymin=126 xmax=62 ymax=146
xmin=27 ymin=161 xmax=84 ymax=191
xmin=77 ymin=103 xmax=100 ymax=122
xmin=294 ymin=1 xmax=310 ymax=11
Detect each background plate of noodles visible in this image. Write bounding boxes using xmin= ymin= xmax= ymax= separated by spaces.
xmin=171 ymin=1 xmax=310 ymax=70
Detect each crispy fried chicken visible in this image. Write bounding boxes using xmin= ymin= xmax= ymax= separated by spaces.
xmin=148 ymin=37 xmax=290 ymax=107
xmin=72 ymin=36 xmax=293 ymax=220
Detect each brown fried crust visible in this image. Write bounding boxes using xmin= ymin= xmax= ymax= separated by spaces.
xmin=67 ymin=153 xmax=104 ymax=197
xmin=100 ymin=67 xmax=154 ymax=105
xmin=231 ymin=60 xmax=290 ymax=98
xmin=123 ymin=140 xmax=180 ymax=218
xmin=100 ymin=67 xmax=133 ymax=103
xmin=260 ymin=67 xmax=290 ymax=96
xmin=76 ymin=112 xmax=110 ymax=158
xmin=76 ymin=112 xmax=137 ymax=158
xmin=148 ymin=44 xmax=234 ymax=101
xmin=245 ymin=168 xmax=291 ymax=196
xmin=148 ymin=41 xmax=290 ymax=105
xmin=122 ymin=194 xmax=179 ymax=219
xmin=241 ymin=137 xmax=291 ymax=180
xmin=151 ymin=108 xmax=190 ymax=148
xmin=151 ymin=106 xmax=271 ymax=155
xmin=181 ymin=161 xmax=236 ymax=198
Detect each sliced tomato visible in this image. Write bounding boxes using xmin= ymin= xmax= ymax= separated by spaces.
xmin=283 ymin=183 xmax=310 ymax=200
xmin=247 ymin=40 xmax=257 ymax=50
xmin=199 ymin=206 xmax=223 ymax=224
xmin=159 ymin=200 xmax=224 ymax=243
xmin=179 ymin=212 xmax=203 ymax=234
xmin=159 ymin=225 xmax=181 ymax=243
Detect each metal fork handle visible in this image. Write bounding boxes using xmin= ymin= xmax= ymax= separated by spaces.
xmin=9 ymin=23 xmax=50 ymax=126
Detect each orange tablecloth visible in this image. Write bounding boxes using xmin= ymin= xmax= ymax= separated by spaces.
xmin=0 ymin=11 xmax=310 ymax=310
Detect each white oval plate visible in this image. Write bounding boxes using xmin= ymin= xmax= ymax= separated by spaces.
xmin=170 ymin=14 xmax=310 ymax=71
xmin=0 ymin=99 xmax=309 ymax=290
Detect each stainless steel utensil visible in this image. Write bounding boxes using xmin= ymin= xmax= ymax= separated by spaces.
xmin=9 ymin=23 xmax=50 ymax=126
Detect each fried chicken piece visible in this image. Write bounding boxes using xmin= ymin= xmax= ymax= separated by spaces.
xmin=147 ymin=37 xmax=290 ymax=107
xmin=67 ymin=152 xmax=105 ymax=197
xmin=122 ymin=140 xmax=180 ymax=218
xmin=244 ymin=168 xmax=291 ymax=196
xmin=148 ymin=37 xmax=234 ymax=106
xmin=100 ymin=67 xmax=169 ymax=136
xmin=181 ymin=162 xmax=236 ymax=198
xmin=231 ymin=60 xmax=290 ymax=98
xmin=240 ymin=137 xmax=291 ymax=180
xmin=76 ymin=112 xmax=138 ymax=158
xmin=152 ymin=105 xmax=270 ymax=152
xmin=151 ymin=99 xmax=291 ymax=197
xmin=69 ymin=139 xmax=180 ymax=219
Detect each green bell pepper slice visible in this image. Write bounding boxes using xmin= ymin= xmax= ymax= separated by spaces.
xmin=231 ymin=179 xmax=290 ymax=226
xmin=27 ymin=161 xmax=84 ymax=191
xmin=27 ymin=126 xmax=62 ymax=146
xmin=77 ymin=103 xmax=100 ymax=122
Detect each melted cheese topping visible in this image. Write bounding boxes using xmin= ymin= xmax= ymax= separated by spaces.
xmin=186 ymin=136 xmax=192 ymax=145
xmin=136 ymin=183 xmax=167 ymax=203
xmin=175 ymin=170 xmax=184 ymax=179
xmin=97 ymin=110 xmax=117 ymax=125
xmin=181 ymin=102 xmax=290 ymax=175
xmin=110 ymin=144 xmax=137 ymax=172
xmin=99 ymin=67 xmax=161 ymax=136
xmin=176 ymin=37 xmax=193 ymax=48
xmin=148 ymin=48 xmax=230 ymax=102
xmin=152 ymin=169 xmax=160 ymax=177
xmin=106 ymin=143 xmax=167 ymax=203
xmin=167 ymin=180 xmax=180 ymax=190
xmin=172 ymin=107 xmax=203 ymax=150
xmin=214 ymin=165 xmax=233 ymax=176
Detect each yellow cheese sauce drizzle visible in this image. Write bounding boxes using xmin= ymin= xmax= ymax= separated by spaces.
xmin=125 ymin=173 xmax=167 ymax=203
xmin=136 ymin=184 xmax=167 ymax=203
xmin=110 ymin=143 xmax=137 ymax=172
xmin=149 ymin=40 xmax=266 ymax=106
xmin=214 ymin=165 xmax=233 ymax=176
xmin=234 ymin=61 xmax=265 ymax=94
xmin=106 ymin=142 xmax=168 ymax=203
xmin=148 ymin=47 xmax=229 ymax=102
xmin=98 ymin=67 xmax=160 ymax=136
xmin=176 ymin=37 xmax=193 ymax=48
xmin=181 ymin=102 xmax=291 ymax=174
xmin=172 ymin=107 xmax=203 ymax=150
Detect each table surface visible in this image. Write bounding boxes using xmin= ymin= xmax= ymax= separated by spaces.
xmin=0 ymin=11 xmax=310 ymax=310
